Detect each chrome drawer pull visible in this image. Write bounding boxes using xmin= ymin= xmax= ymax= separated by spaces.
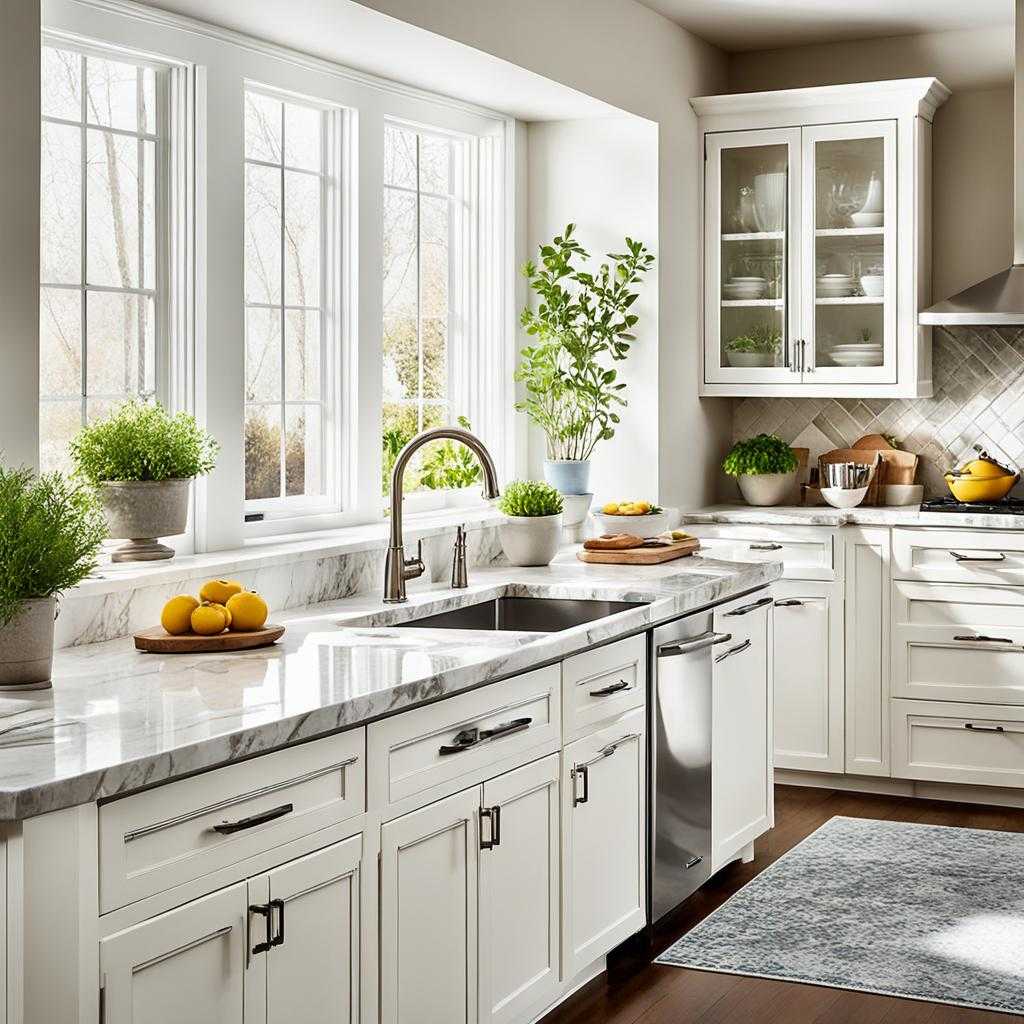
xmin=121 ymin=754 xmax=359 ymax=844
xmin=964 ymin=723 xmax=1006 ymax=733
xmin=480 ymin=805 xmax=501 ymax=850
xmin=658 ymin=631 xmax=731 ymax=657
xmin=953 ymin=634 xmax=1014 ymax=645
xmin=212 ymin=802 xmax=293 ymax=835
xmin=774 ymin=599 xmax=804 ymax=607
xmin=724 ymin=595 xmax=773 ymax=617
xmin=134 ymin=925 xmax=232 ymax=973
xmin=589 ymin=679 xmax=631 ymax=698
xmin=572 ymin=732 xmax=641 ymax=807
xmin=950 ymin=550 xmax=1006 ymax=562
xmin=749 ymin=542 xmax=783 ymax=551
xmin=715 ymin=639 xmax=752 ymax=663
xmin=438 ymin=716 xmax=532 ymax=755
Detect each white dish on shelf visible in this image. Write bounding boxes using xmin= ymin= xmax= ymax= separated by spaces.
xmin=830 ymin=355 xmax=883 ymax=367
xmin=831 ymin=343 xmax=882 ymax=351
xmin=851 ymin=212 xmax=883 ymax=228
xmin=860 ymin=274 xmax=884 ymax=296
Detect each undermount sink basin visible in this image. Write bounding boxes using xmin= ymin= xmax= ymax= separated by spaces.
xmin=395 ymin=596 xmax=647 ymax=633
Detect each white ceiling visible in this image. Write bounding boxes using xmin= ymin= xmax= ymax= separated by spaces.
xmin=636 ymin=0 xmax=1011 ymax=52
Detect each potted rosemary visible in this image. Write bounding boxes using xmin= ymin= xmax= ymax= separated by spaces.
xmin=70 ymin=401 xmax=219 ymax=562
xmin=517 ymin=225 xmax=655 ymax=495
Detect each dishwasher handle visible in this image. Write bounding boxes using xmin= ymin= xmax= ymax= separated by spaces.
xmin=657 ymin=631 xmax=732 ymax=658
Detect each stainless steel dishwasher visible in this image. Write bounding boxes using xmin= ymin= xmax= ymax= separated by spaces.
xmin=648 ymin=610 xmax=733 ymax=924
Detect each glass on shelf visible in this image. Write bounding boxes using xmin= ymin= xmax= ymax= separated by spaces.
xmin=815 ymin=137 xmax=884 ymax=231
xmin=815 ymin=305 xmax=883 ymax=369
xmin=720 ymin=144 xmax=788 ymax=235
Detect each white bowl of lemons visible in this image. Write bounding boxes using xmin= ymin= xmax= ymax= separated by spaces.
xmin=593 ymin=501 xmax=673 ymax=539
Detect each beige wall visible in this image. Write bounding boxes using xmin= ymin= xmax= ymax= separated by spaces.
xmin=728 ymin=26 xmax=1013 ymax=301
xmin=355 ymin=0 xmax=733 ymax=508
xmin=0 ymin=0 xmax=41 ymax=470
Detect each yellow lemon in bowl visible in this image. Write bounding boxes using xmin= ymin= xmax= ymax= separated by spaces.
xmin=226 ymin=591 xmax=269 ymax=632
xmin=161 ymin=595 xmax=199 ymax=636
xmin=191 ymin=602 xmax=230 ymax=636
xmin=199 ymin=578 xmax=243 ymax=605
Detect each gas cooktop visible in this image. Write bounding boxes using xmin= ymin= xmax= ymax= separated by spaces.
xmin=919 ymin=496 xmax=1024 ymax=515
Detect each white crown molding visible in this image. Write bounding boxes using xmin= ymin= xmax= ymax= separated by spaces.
xmin=691 ymin=77 xmax=952 ymax=122
xmin=53 ymin=0 xmax=515 ymax=125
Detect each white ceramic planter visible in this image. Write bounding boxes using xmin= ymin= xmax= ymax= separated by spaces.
xmin=498 ymin=513 xmax=563 ymax=567
xmin=0 ymin=597 xmax=56 ymax=689
xmin=738 ymin=471 xmax=797 ymax=507
xmin=559 ymin=494 xmax=593 ymax=543
xmin=726 ymin=351 xmax=776 ymax=368
xmin=98 ymin=478 xmax=191 ymax=562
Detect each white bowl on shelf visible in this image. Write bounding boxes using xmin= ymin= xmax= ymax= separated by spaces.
xmin=860 ymin=274 xmax=884 ymax=297
xmin=851 ymin=211 xmax=883 ymax=228
xmin=821 ymin=485 xmax=869 ymax=508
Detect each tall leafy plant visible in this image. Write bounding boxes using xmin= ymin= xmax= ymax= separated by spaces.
xmin=517 ymin=224 xmax=655 ymax=462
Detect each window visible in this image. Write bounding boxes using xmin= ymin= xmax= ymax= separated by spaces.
xmin=39 ymin=44 xmax=165 ymax=472
xmin=243 ymin=89 xmax=338 ymax=514
xmin=382 ymin=123 xmax=469 ymax=496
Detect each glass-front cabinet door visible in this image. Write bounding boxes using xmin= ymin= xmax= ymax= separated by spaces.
xmin=801 ymin=121 xmax=897 ymax=383
xmin=704 ymin=128 xmax=801 ymax=385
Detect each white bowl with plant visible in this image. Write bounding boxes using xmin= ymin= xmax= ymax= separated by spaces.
xmin=0 ymin=466 xmax=107 ymax=688
xmin=517 ymin=224 xmax=655 ymax=496
xmin=497 ymin=481 xmax=564 ymax=567
xmin=70 ymin=401 xmax=219 ymax=563
xmin=724 ymin=323 xmax=782 ymax=368
xmin=723 ymin=434 xmax=799 ymax=506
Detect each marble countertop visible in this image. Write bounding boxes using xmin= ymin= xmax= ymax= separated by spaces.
xmin=0 ymin=548 xmax=778 ymax=822
xmin=678 ymin=504 xmax=1024 ymax=529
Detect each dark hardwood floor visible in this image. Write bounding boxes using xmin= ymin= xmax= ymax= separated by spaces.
xmin=540 ymin=785 xmax=1024 ymax=1024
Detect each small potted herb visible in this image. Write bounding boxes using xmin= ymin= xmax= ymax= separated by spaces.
xmin=723 ymin=434 xmax=799 ymax=506
xmin=497 ymin=480 xmax=564 ymax=567
xmin=0 ymin=466 xmax=107 ymax=688
xmin=724 ymin=323 xmax=782 ymax=368
xmin=70 ymin=401 xmax=219 ymax=562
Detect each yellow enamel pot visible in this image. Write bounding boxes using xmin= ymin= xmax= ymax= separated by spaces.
xmin=945 ymin=448 xmax=1019 ymax=503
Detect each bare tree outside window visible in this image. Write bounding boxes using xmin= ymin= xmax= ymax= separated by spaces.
xmin=39 ymin=46 xmax=158 ymax=472
xmin=243 ymin=91 xmax=326 ymax=504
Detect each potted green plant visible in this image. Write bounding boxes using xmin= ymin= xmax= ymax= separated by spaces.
xmin=723 ymin=434 xmax=799 ymax=506
xmin=0 ymin=466 xmax=107 ymax=688
xmin=518 ymin=224 xmax=655 ymax=496
xmin=70 ymin=401 xmax=219 ymax=562
xmin=724 ymin=322 xmax=782 ymax=368
xmin=496 ymin=481 xmax=564 ymax=567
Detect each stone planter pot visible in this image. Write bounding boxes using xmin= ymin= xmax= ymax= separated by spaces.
xmin=0 ymin=597 xmax=56 ymax=689
xmin=737 ymin=471 xmax=797 ymax=507
xmin=543 ymin=460 xmax=592 ymax=495
xmin=498 ymin=513 xmax=563 ymax=567
xmin=726 ymin=351 xmax=776 ymax=368
xmin=98 ymin=478 xmax=191 ymax=562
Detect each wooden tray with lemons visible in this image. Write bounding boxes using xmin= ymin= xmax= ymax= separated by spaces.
xmin=134 ymin=579 xmax=284 ymax=653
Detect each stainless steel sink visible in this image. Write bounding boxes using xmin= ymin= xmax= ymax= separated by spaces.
xmin=396 ymin=596 xmax=647 ymax=632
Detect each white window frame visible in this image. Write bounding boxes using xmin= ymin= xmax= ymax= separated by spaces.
xmin=242 ymin=83 xmax=349 ymax=523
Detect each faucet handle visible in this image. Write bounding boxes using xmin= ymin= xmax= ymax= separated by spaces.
xmin=403 ymin=539 xmax=425 ymax=581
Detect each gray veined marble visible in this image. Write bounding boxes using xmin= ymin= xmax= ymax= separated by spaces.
xmin=0 ymin=549 xmax=779 ymax=821
xmin=680 ymin=503 xmax=1024 ymax=529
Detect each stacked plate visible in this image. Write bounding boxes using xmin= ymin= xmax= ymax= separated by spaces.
xmin=829 ymin=343 xmax=882 ymax=367
xmin=816 ymin=274 xmax=855 ymax=298
xmin=723 ymin=276 xmax=767 ymax=300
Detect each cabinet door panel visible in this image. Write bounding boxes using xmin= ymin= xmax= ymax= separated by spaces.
xmin=266 ymin=834 xmax=361 ymax=1024
xmin=100 ymin=882 xmax=246 ymax=1024
xmin=773 ymin=581 xmax=844 ymax=773
xmin=562 ymin=707 xmax=645 ymax=978
xmin=479 ymin=755 xmax=560 ymax=1024
xmin=380 ymin=788 xmax=481 ymax=1024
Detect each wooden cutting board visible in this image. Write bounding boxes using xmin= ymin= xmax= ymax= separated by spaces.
xmin=577 ymin=538 xmax=700 ymax=565
xmin=134 ymin=624 xmax=285 ymax=654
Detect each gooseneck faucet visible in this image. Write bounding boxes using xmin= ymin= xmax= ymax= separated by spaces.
xmin=383 ymin=427 xmax=501 ymax=603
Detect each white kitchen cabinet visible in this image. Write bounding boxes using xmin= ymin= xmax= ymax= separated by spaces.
xmin=712 ymin=596 xmax=772 ymax=870
xmin=562 ymin=707 xmax=645 ymax=979
xmin=379 ymin=787 xmax=481 ymax=1024
xmin=100 ymin=882 xmax=247 ymax=1024
xmin=844 ymin=527 xmax=892 ymax=776
xmin=693 ymin=78 xmax=949 ymax=398
xmin=478 ymin=755 xmax=560 ymax=1024
xmin=773 ymin=581 xmax=845 ymax=773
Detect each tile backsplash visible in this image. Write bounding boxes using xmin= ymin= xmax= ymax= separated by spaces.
xmin=733 ymin=327 xmax=1024 ymax=497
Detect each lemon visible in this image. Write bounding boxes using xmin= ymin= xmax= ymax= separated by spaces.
xmin=226 ymin=591 xmax=269 ymax=632
xmin=161 ymin=594 xmax=199 ymax=636
xmin=602 ymin=502 xmax=620 ymax=515
xmin=635 ymin=501 xmax=652 ymax=514
xmin=199 ymin=578 xmax=243 ymax=605
xmin=209 ymin=602 xmax=232 ymax=628
xmin=190 ymin=602 xmax=229 ymax=636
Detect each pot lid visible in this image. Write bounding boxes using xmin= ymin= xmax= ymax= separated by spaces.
xmin=948 ymin=445 xmax=1017 ymax=479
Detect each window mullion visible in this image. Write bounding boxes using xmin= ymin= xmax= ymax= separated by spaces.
xmin=278 ymin=101 xmax=287 ymax=501
xmin=415 ymin=132 xmax=423 ymax=434
xmin=79 ymin=52 xmax=88 ymax=426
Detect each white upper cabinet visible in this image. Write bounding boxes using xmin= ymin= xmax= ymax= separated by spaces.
xmin=694 ymin=78 xmax=949 ymax=398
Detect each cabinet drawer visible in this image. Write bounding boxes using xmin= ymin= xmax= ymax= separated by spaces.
xmin=367 ymin=665 xmax=560 ymax=812
xmin=893 ymin=581 xmax=1024 ymax=705
xmin=713 ymin=588 xmax=774 ymax=644
xmin=562 ymin=634 xmax=646 ymax=741
xmin=684 ymin=524 xmax=837 ymax=580
xmin=99 ymin=729 xmax=365 ymax=914
xmin=891 ymin=698 xmax=1024 ymax=789
xmin=893 ymin=527 xmax=1024 ymax=583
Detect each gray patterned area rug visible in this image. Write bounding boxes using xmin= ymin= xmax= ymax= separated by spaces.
xmin=657 ymin=816 xmax=1024 ymax=1015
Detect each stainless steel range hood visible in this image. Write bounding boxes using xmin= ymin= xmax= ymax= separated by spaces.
xmin=920 ymin=1 xmax=1024 ymax=326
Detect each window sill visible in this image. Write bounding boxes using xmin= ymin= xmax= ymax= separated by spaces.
xmin=74 ymin=505 xmax=503 ymax=599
